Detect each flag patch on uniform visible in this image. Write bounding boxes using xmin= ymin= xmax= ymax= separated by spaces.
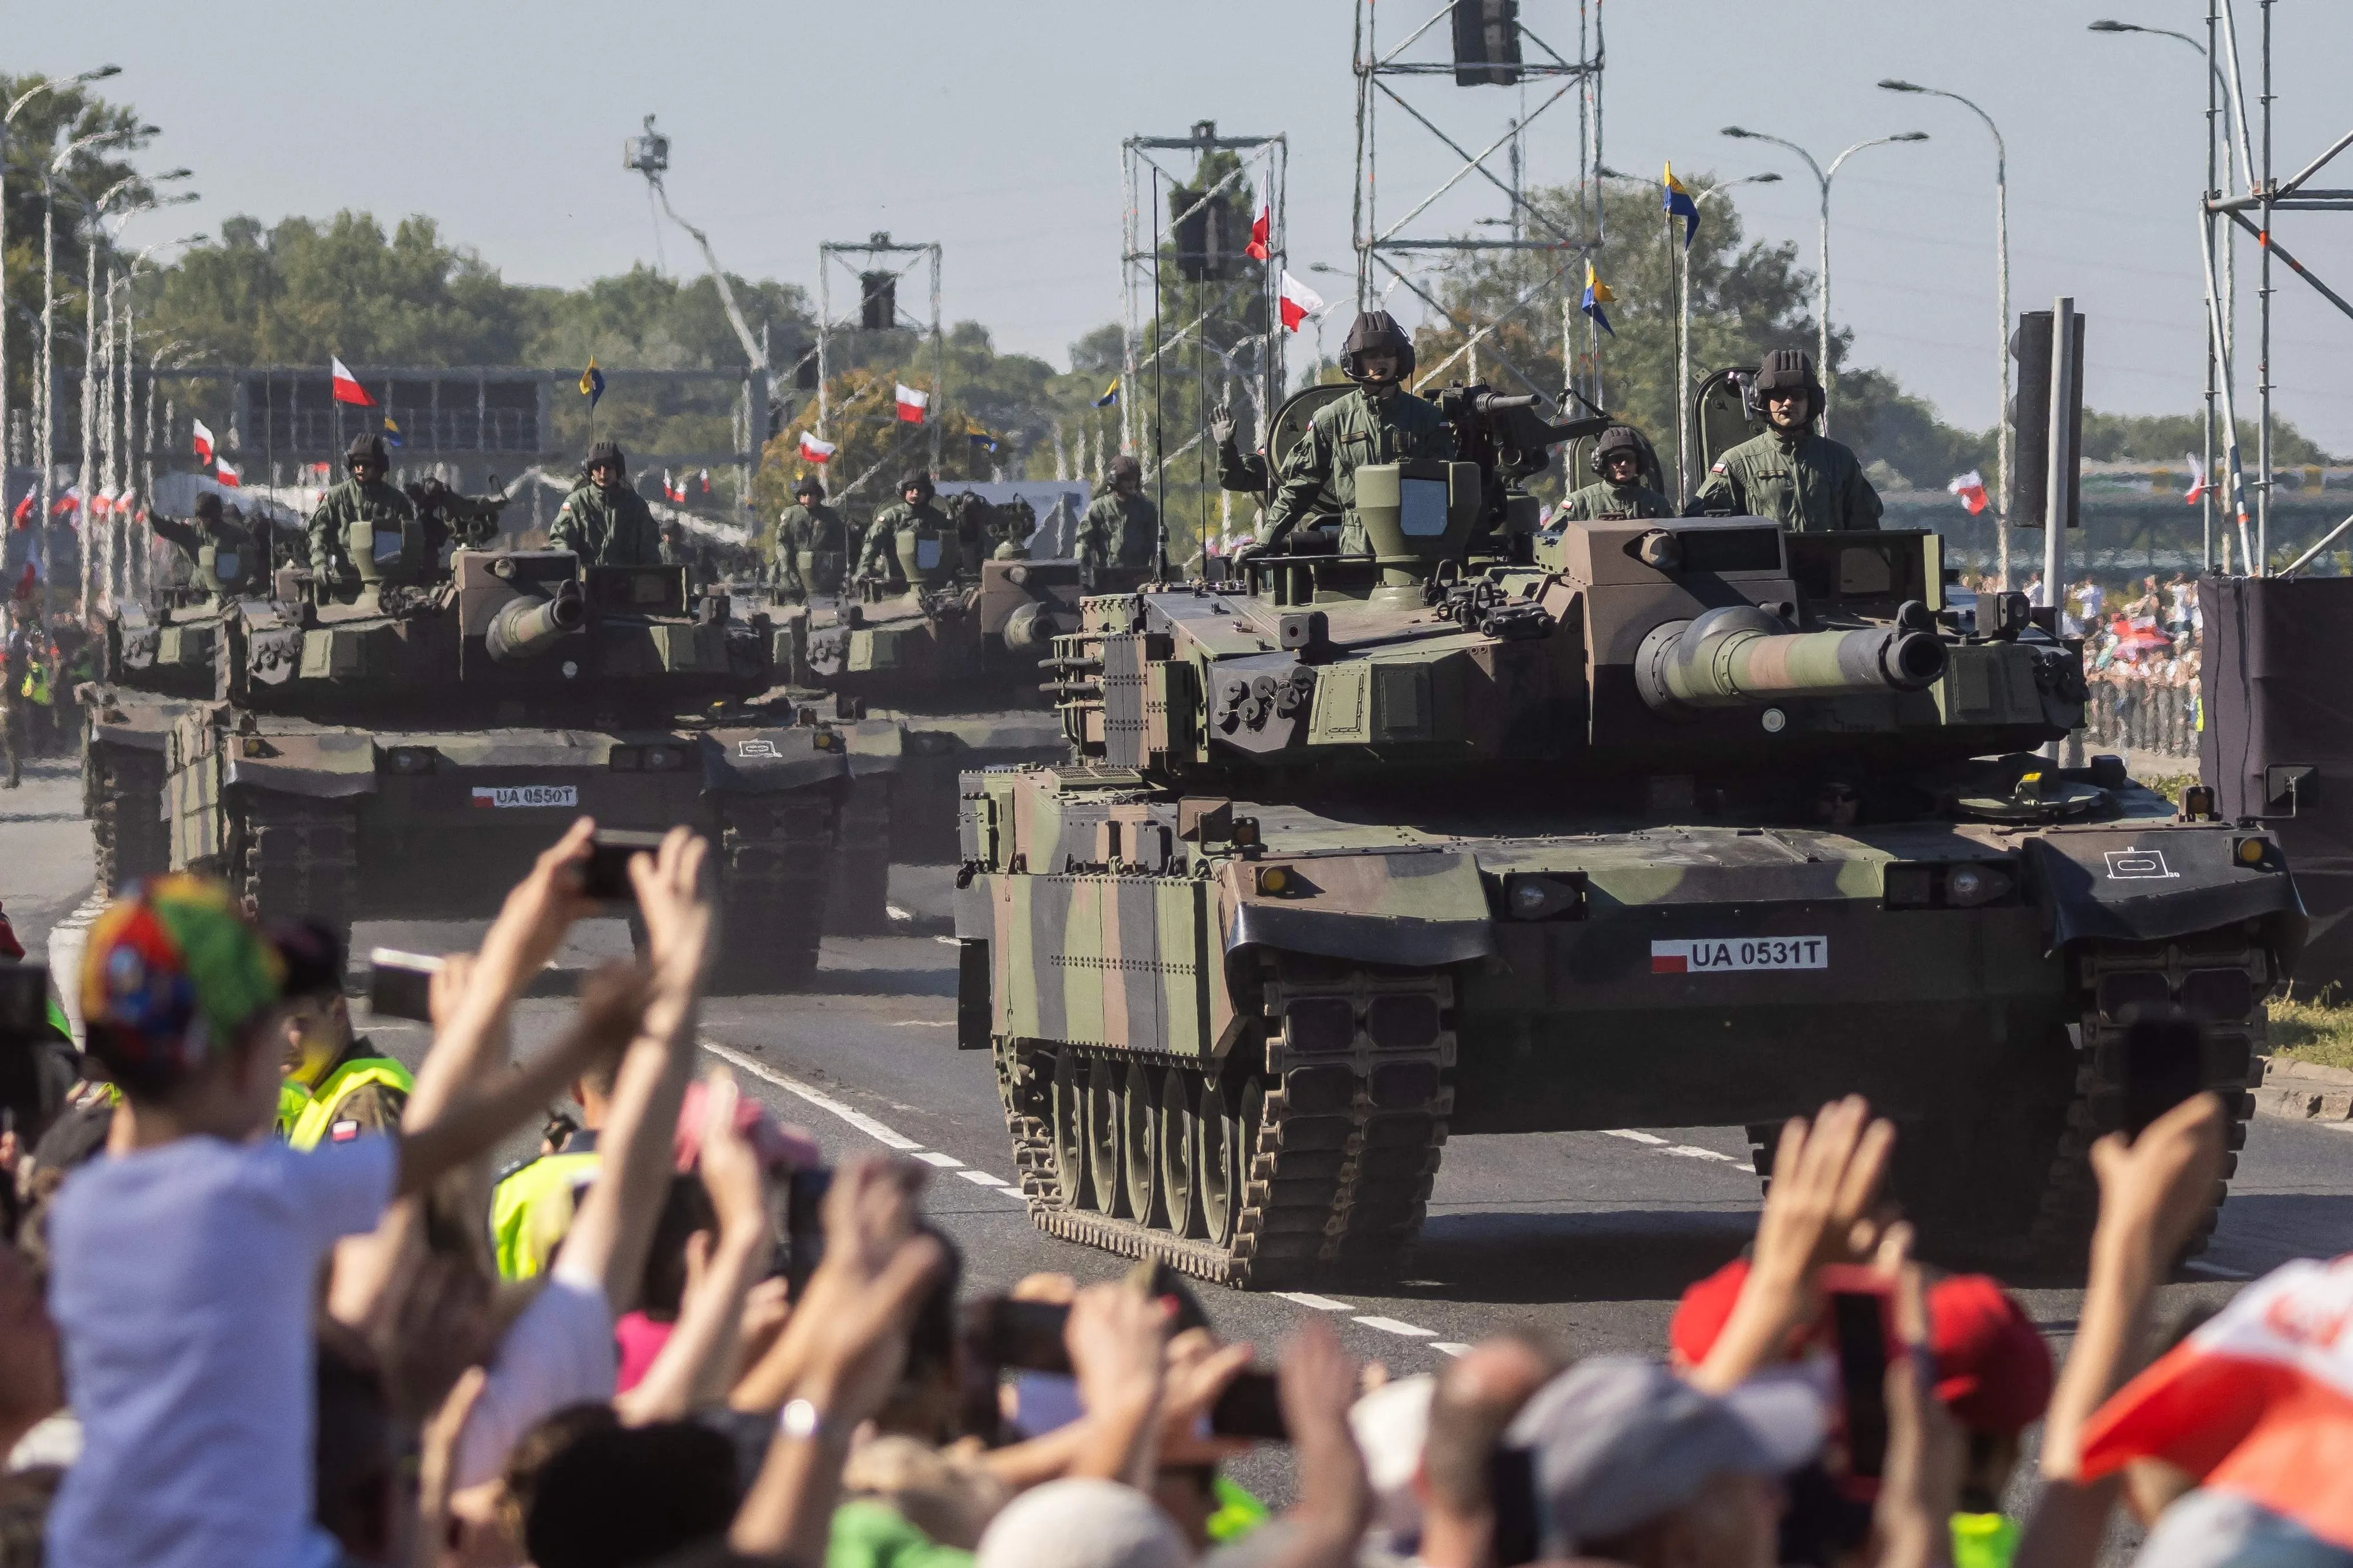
xmin=330 ymin=1120 xmax=361 ymax=1142
xmin=1711 ymin=461 xmax=1727 ymax=474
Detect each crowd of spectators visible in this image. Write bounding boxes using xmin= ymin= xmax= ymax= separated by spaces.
xmin=1966 ymin=571 xmax=2203 ymax=759
xmin=0 ymin=822 xmax=2343 ymax=1568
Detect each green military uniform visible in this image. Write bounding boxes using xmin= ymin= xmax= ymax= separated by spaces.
xmin=1556 ymin=478 xmax=1675 ymax=522
xmin=151 ymin=512 xmax=261 ymax=596
xmin=491 ymin=1129 xmax=602 ymax=1280
xmin=550 ymin=479 xmax=665 ymax=566
xmin=1076 ymin=489 xmax=1159 ymax=573
xmin=1692 ymin=428 xmax=1883 ymax=533
xmin=1217 ymin=436 xmax=1270 ymax=495
xmin=276 ymin=1037 xmax=414 ymax=1150
xmin=774 ymin=502 xmax=852 ymax=598
xmin=856 ymin=499 xmax=955 ymax=584
xmin=1261 ymin=386 xmax=1457 ymax=555
xmin=306 ymin=476 xmax=419 ymax=590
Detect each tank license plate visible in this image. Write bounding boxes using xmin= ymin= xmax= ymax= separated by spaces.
xmin=1651 ymin=937 xmax=1827 ymax=974
xmin=469 ymin=785 xmax=579 ymax=809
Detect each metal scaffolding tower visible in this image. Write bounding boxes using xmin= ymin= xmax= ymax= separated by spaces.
xmin=1121 ymin=121 xmax=1289 ymax=561
xmin=2202 ymin=1 xmax=2353 ymax=576
xmin=816 ymin=232 xmax=944 ymax=499
xmin=1350 ymin=1 xmax=1603 ymax=405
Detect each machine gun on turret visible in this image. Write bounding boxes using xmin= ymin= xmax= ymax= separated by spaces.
xmin=406 ymin=475 xmax=512 ymax=561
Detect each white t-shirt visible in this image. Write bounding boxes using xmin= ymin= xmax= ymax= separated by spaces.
xmin=450 ymin=1259 xmax=616 ymax=1490
xmin=45 ymin=1132 xmax=397 ymax=1568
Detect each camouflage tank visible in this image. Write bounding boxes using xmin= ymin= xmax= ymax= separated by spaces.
xmin=772 ymin=489 xmax=1085 ymax=931
xmin=952 ymin=383 xmax=2305 ymax=1286
xmin=84 ymin=479 xmax=856 ymax=992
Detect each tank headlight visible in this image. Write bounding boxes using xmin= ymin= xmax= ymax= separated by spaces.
xmin=2235 ymin=836 xmax=2276 ymax=869
xmin=1255 ymin=865 xmax=1292 ymax=895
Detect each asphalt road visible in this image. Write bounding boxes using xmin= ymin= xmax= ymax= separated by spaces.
xmin=15 ymin=762 xmax=2353 ymax=1518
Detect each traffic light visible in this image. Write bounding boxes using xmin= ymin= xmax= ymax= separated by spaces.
xmin=859 ymin=272 xmax=897 ymax=332
xmin=1452 ymin=0 xmax=1522 ymax=86
xmin=2008 ymin=309 xmax=2086 ymax=527
xmin=1170 ymin=188 xmax=1242 ymax=282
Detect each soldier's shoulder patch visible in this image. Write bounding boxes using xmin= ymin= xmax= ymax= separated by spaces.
xmin=330 ymin=1119 xmax=361 ymax=1142
xmin=1710 ymin=461 xmax=1728 ymax=474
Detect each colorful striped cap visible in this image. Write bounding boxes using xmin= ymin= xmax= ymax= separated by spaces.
xmin=81 ymin=874 xmax=286 ymax=1083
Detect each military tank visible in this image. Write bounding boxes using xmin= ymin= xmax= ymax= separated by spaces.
xmin=773 ymin=488 xmax=1082 ymax=932
xmin=952 ymin=382 xmax=2304 ymax=1286
xmin=84 ymin=481 xmax=857 ymax=992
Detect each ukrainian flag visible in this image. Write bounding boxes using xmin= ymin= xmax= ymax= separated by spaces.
xmin=579 ymin=356 xmax=605 ymax=408
xmin=381 ymin=413 xmax=404 ymax=449
xmin=1663 ymin=162 xmax=1700 ymax=251
xmin=1094 ymin=380 xmax=1119 ymax=408
xmin=968 ymin=429 xmax=1000 ymax=453
xmin=1580 ymin=263 xmax=1615 ymax=336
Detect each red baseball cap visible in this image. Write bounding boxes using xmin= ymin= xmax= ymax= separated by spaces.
xmin=1928 ymin=1275 xmax=2053 ymax=1436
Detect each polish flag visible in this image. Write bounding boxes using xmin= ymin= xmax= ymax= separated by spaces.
xmin=329 ymin=355 xmax=374 ymax=407
xmin=51 ymin=488 xmax=78 ymax=516
xmin=2082 ymin=1255 xmax=2353 ymax=1549
xmin=662 ymin=469 xmax=686 ymax=504
xmin=1946 ymin=471 xmax=1989 ymax=516
xmin=1245 ymin=205 xmax=1271 ymax=262
xmin=797 ymin=431 xmax=836 ymax=464
xmin=9 ymin=493 xmax=31 ymax=530
xmin=191 ymin=418 xmax=216 ymax=465
xmin=894 ymin=383 xmax=929 ymax=423
xmin=215 ymin=459 xmax=241 ymax=488
xmin=1278 ymin=271 xmax=1324 ymax=333
xmin=2185 ymin=452 xmax=2211 ymax=506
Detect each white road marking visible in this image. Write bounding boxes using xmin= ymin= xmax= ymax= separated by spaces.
xmin=957 ymin=1170 xmax=1012 ymax=1187
xmin=1274 ymin=1292 xmax=1356 ymax=1312
xmin=1605 ymin=1129 xmax=1669 ymax=1145
xmin=699 ymin=1038 xmax=922 ymax=1151
xmin=2182 ymin=1259 xmax=2252 ymax=1281
xmin=887 ymin=904 xmax=915 ymax=922
xmin=891 ymin=1020 xmax=956 ymax=1027
xmin=1432 ymin=1343 xmax=1471 ymax=1357
xmin=932 ymin=935 xmax=961 ymax=946
xmin=1354 ymin=1316 xmax=1438 ymax=1338
xmin=1665 ymin=1145 xmax=1740 ymax=1163
xmin=914 ymin=1150 xmax=964 ymax=1167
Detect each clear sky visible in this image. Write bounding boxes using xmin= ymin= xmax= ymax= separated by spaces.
xmin=13 ymin=1 xmax=2353 ymax=451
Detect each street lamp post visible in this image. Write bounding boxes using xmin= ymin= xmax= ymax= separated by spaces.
xmin=1880 ymin=79 xmax=2011 ymax=587
xmin=1720 ymin=126 xmax=1930 ymax=439
xmin=0 ymin=66 xmax=118 ymax=483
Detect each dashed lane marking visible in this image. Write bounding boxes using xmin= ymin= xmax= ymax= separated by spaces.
xmin=699 ymin=1037 xmax=922 ymax=1151
xmin=956 ymin=1170 xmax=1012 ymax=1187
xmin=932 ymin=935 xmax=961 ymax=947
xmin=891 ymin=1020 xmax=957 ymax=1027
xmin=914 ymin=1150 xmax=964 ymax=1168
xmin=886 ymin=905 xmax=915 ymax=922
xmin=1605 ymin=1129 xmax=1669 ymax=1145
xmin=1665 ymin=1145 xmax=1741 ymax=1163
xmin=2182 ymin=1259 xmax=2252 ymax=1281
xmin=1354 ymin=1316 xmax=1438 ymax=1338
xmin=1273 ymin=1292 xmax=1355 ymax=1312
xmin=1433 ymin=1343 xmax=1470 ymax=1357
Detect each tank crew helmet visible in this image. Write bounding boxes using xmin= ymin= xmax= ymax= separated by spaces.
xmin=1339 ymin=309 xmax=1416 ymax=388
xmin=793 ymin=475 xmax=825 ymax=502
xmin=1107 ymin=453 xmax=1143 ymax=489
xmin=584 ymin=439 xmax=627 ymax=478
xmin=1591 ymin=425 xmax=1645 ymax=478
xmin=345 ymin=433 xmax=389 ymax=471
xmin=1751 ymin=349 xmax=1823 ymax=424
xmin=898 ymin=470 xmax=934 ymax=501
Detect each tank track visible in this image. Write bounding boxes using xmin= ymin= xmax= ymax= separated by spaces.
xmin=996 ymin=956 xmax=1455 ymax=1289
xmin=709 ymin=789 xmax=836 ymax=993
xmin=1741 ymin=932 xmax=2269 ymax=1271
xmin=826 ymin=773 xmax=894 ymax=936
xmin=2022 ymin=934 xmax=2265 ymax=1268
xmin=87 ymin=742 xmax=171 ymax=896
xmin=231 ymin=789 xmax=358 ymax=955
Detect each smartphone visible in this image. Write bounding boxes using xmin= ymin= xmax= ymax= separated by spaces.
xmin=1207 ymin=1369 xmax=1287 ymax=1440
xmin=2122 ymin=1013 xmax=2207 ymax=1137
xmin=580 ymin=830 xmax=668 ymax=903
xmin=365 ymin=948 xmax=444 ymax=1023
xmin=1828 ymin=1287 xmax=1891 ymax=1483
xmin=982 ymin=1299 xmax=1076 ymax=1373
xmin=783 ymin=1166 xmax=834 ymax=1297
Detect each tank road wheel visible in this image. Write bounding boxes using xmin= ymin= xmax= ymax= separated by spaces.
xmin=229 ymin=788 xmax=357 ymax=959
xmin=1156 ymin=1065 xmax=1200 ymax=1239
xmin=826 ymin=773 xmax=894 ymax=936
xmin=1050 ymin=1049 xmax=1091 ymax=1209
xmin=1120 ymin=1061 xmax=1164 ymax=1228
xmin=1082 ymin=1056 xmax=1127 ymax=1217
xmin=88 ymin=742 xmax=170 ymax=896
xmin=709 ymin=790 xmax=835 ymax=994
xmin=1195 ymin=1073 xmax=1244 ymax=1247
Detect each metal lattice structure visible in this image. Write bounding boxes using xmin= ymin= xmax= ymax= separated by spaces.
xmin=1120 ymin=121 xmax=1289 ymax=561
xmin=1350 ymin=1 xmax=1603 ymax=405
xmin=815 ymin=233 xmax=943 ymax=503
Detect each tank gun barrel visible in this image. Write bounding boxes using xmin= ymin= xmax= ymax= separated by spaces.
xmin=484 ymin=580 xmax=586 ymax=662
xmin=1637 ymin=605 xmax=1946 ymax=712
